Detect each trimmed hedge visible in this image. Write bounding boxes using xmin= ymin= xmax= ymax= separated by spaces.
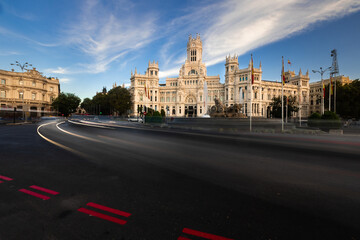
xmin=308 ymin=111 xmax=341 ymax=130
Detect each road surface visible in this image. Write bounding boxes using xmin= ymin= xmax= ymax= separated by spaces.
xmin=0 ymin=119 xmax=360 ymax=239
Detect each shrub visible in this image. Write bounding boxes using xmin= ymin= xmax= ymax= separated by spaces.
xmin=308 ymin=112 xmax=322 ymax=128
xmin=153 ymin=111 xmax=161 ymax=117
xmin=309 ymin=112 xmax=321 ymax=119
xmin=308 ymin=111 xmax=341 ymax=130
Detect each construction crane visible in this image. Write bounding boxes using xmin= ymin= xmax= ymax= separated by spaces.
xmin=330 ymin=49 xmax=339 ymax=113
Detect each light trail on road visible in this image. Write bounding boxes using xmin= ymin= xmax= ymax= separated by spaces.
xmin=2 ymin=119 xmax=358 ymax=239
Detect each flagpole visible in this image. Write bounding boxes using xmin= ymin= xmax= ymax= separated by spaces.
xmin=249 ymin=54 xmax=254 ymax=132
xmin=250 ymin=84 xmax=252 ymax=132
xmin=334 ymin=78 xmax=337 ymax=113
xmin=286 ymin=97 xmax=288 ymax=123
xmin=281 ymin=56 xmax=284 ymax=133
xmin=329 ymin=76 xmax=332 ymax=111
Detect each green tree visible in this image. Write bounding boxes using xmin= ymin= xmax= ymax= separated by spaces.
xmin=92 ymin=92 xmax=110 ymax=115
xmin=326 ymin=80 xmax=360 ymax=119
xmin=80 ymin=98 xmax=93 ymax=114
xmin=107 ymin=86 xmax=132 ymax=116
xmin=270 ymin=95 xmax=298 ymax=118
xmin=52 ymin=93 xmax=81 ymax=117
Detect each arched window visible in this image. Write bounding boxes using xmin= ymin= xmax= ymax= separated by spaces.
xmin=188 ymin=69 xmax=198 ymax=75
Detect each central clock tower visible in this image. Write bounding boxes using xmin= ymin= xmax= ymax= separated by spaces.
xmin=187 ymin=33 xmax=203 ymax=63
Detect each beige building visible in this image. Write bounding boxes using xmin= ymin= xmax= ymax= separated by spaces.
xmin=309 ymin=76 xmax=352 ymax=114
xmin=0 ymin=68 xmax=60 ymax=116
xmin=130 ymin=34 xmax=312 ymax=118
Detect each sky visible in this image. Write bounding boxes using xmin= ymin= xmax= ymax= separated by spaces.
xmin=0 ymin=0 xmax=359 ymax=100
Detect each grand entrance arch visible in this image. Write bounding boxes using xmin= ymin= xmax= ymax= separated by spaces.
xmin=184 ymin=95 xmax=197 ymax=117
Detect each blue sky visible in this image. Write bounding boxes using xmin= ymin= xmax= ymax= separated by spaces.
xmin=0 ymin=0 xmax=359 ymax=100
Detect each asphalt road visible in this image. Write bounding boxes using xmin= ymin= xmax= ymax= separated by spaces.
xmin=1 ymin=119 xmax=360 ymax=240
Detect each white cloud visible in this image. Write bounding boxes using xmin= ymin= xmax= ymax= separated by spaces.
xmin=202 ymin=0 xmax=360 ymax=66
xmin=59 ymin=78 xmax=71 ymax=84
xmin=159 ymin=67 xmax=179 ymax=78
xmin=159 ymin=0 xmax=360 ymax=77
xmin=62 ymin=0 xmax=158 ymax=74
xmin=0 ymin=50 xmax=20 ymax=56
xmin=44 ymin=67 xmax=68 ymax=74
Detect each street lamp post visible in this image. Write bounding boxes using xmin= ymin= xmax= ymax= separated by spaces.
xmin=312 ymin=67 xmax=330 ymax=115
xmin=10 ymin=61 xmax=32 ymax=122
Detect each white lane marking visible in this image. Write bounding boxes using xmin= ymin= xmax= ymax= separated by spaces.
xmin=68 ymin=119 xmax=115 ymax=129
xmin=68 ymin=119 xmax=298 ymax=144
xmin=37 ymin=121 xmax=87 ymax=158
xmin=56 ymin=122 xmax=104 ymax=143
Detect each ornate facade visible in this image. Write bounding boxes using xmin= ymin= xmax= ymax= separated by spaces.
xmin=130 ymin=35 xmax=312 ymax=118
xmin=0 ymin=68 xmax=60 ymax=116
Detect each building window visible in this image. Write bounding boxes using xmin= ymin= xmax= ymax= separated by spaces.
xmin=42 ymin=94 xmax=45 ymax=101
xmin=1 ymin=79 xmax=5 ymax=85
xmin=32 ymin=93 xmax=36 ymax=100
xmin=200 ymin=106 xmax=202 ymax=114
xmin=151 ymin=70 xmax=153 ymax=75
xmin=191 ymin=50 xmax=197 ymax=61
xmin=155 ymin=71 xmax=157 ymax=76
xmin=179 ymin=107 xmax=181 ymax=114
xmin=231 ymin=66 xmax=234 ymax=71
xmin=0 ymin=90 xmax=5 ymax=98
xmin=200 ymin=95 xmax=202 ymax=101
xmin=19 ymin=92 xmax=24 ymax=99
xmin=140 ymin=95 xmax=143 ymax=101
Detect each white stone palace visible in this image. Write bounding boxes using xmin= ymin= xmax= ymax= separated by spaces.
xmin=130 ymin=34 xmax=352 ymax=118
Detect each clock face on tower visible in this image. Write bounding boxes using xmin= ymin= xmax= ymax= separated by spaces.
xmin=192 ymin=43 xmax=195 ymax=47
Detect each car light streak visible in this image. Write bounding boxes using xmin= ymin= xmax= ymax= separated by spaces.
xmin=37 ymin=122 xmax=87 ymax=158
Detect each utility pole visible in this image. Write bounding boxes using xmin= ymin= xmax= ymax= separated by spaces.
xmin=312 ymin=66 xmax=331 ymax=114
xmin=281 ymin=56 xmax=284 ymax=132
xmin=330 ymin=49 xmax=339 ymax=113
